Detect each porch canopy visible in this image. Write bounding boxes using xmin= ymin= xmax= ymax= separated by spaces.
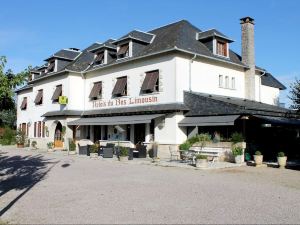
xmin=178 ymin=115 xmax=240 ymax=126
xmin=68 ymin=114 xmax=164 ymax=126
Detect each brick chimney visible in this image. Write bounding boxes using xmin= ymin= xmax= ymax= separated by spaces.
xmin=240 ymin=17 xmax=256 ymax=100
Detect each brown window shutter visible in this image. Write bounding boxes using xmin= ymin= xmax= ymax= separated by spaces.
xmin=22 ymin=123 xmax=26 ymax=134
xmin=141 ymin=71 xmax=159 ymax=91
xmin=112 ymin=77 xmax=127 ymax=96
xmin=38 ymin=121 xmax=41 ymax=137
xmin=47 ymin=62 xmax=55 ymax=73
xmin=42 ymin=122 xmax=45 ymax=137
xmin=34 ymin=122 xmax=36 ymax=137
xmin=20 ymin=97 xmax=27 ymax=110
xmin=27 ymin=123 xmax=29 ymax=136
xmin=94 ymin=53 xmax=104 ymax=64
xmin=89 ymin=82 xmax=102 ymax=98
xmin=34 ymin=90 xmax=43 ymax=104
xmin=51 ymin=85 xmax=62 ymax=101
xmin=118 ymin=44 xmax=129 ymax=55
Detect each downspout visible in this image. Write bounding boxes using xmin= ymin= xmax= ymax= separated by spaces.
xmin=259 ymin=71 xmax=266 ymax=102
xmin=189 ymin=54 xmax=197 ymax=92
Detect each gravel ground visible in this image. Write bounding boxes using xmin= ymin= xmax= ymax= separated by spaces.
xmin=0 ymin=148 xmax=300 ymax=224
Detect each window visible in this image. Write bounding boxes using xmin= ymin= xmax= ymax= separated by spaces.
xmin=89 ymin=82 xmax=102 ymax=100
xmin=231 ymin=77 xmax=235 ymax=89
xmin=27 ymin=123 xmax=29 ymax=136
xmin=94 ymin=52 xmax=104 ymax=65
xmin=20 ymin=97 xmax=27 ymax=110
xmin=34 ymin=122 xmax=37 ymax=137
xmin=141 ymin=70 xmax=159 ymax=93
xmin=219 ymin=75 xmax=223 ymax=87
xmin=52 ymin=85 xmax=62 ymax=102
xmin=34 ymin=89 xmax=43 ymax=105
xmin=21 ymin=123 xmax=26 ymax=134
xmin=112 ymin=77 xmax=127 ymax=97
xmin=117 ymin=44 xmax=129 ymax=59
xmin=216 ymin=41 xmax=227 ymax=57
xmin=42 ymin=122 xmax=45 ymax=138
xmin=47 ymin=61 xmax=55 ymax=73
xmin=225 ymin=76 xmax=229 ymax=88
xmin=38 ymin=121 xmax=41 ymax=137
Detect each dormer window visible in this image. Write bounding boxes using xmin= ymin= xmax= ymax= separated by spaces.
xmin=117 ymin=44 xmax=129 ymax=59
xmin=216 ymin=40 xmax=228 ymax=57
xmin=47 ymin=61 xmax=55 ymax=73
xmin=94 ymin=52 xmax=104 ymax=65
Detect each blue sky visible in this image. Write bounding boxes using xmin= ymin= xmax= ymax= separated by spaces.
xmin=1 ymin=0 xmax=299 ymax=106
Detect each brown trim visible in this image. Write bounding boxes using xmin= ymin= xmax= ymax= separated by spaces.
xmin=38 ymin=121 xmax=41 ymax=137
xmin=89 ymin=82 xmax=102 ymax=99
xmin=34 ymin=90 xmax=43 ymax=105
xmin=34 ymin=122 xmax=37 ymax=137
xmin=42 ymin=122 xmax=45 ymax=137
xmin=20 ymin=97 xmax=27 ymax=110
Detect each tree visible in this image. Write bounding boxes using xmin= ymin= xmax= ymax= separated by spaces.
xmin=0 ymin=56 xmax=31 ymax=111
xmin=290 ymin=78 xmax=300 ymax=113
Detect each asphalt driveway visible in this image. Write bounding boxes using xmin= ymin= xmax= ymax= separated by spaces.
xmin=1 ymin=148 xmax=300 ymax=224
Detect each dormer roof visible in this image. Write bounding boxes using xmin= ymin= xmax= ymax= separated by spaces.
xmin=112 ymin=30 xmax=155 ymax=44
xmin=45 ymin=48 xmax=81 ymax=61
xmin=197 ymin=29 xmax=234 ymax=43
xmin=89 ymin=39 xmax=117 ymax=53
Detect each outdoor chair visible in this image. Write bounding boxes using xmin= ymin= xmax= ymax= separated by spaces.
xmin=138 ymin=145 xmax=147 ymax=158
xmin=103 ymin=147 xmax=114 ymax=158
xmin=78 ymin=144 xmax=89 ymax=155
xmin=169 ymin=146 xmax=180 ymax=161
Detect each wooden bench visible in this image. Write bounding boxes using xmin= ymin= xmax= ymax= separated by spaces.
xmin=189 ymin=147 xmax=223 ymax=162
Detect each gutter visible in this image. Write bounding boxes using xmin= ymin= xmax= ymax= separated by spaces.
xmin=189 ymin=54 xmax=197 ymax=91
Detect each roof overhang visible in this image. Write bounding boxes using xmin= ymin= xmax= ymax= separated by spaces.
xmin=253 ymin=115 xmax=300 ymax=126
xmin=178 ymin=115 xmax=240 ymax=126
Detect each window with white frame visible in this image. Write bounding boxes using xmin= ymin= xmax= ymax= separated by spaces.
xmin=225 ymin=76 xmax=229 ymax=88
xmin=231 ymin=77 xmax=235 ymax=89
xmin=219 ymin=75 xmax=223 ymax=87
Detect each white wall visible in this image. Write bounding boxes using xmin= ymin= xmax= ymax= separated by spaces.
xmin=260 ymin=85 xmax=280 ymax=105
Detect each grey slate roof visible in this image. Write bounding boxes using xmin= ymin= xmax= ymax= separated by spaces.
xmin=45 ymin=49 xmax=81 ymax=61
xmin=89 ymin=39 xmax=116 ymax=53
xmin=262 ymin=73 xmax=286 ymax=90
xmin=15 ymin=84 xmax=33 ymax=93
xmin=184 ymin=91 xmax=292 ymax=117
xmin=113 ymin=30 xmax=154 ymax=44
xmin=197 ymin=29 xmax=234 ymax=42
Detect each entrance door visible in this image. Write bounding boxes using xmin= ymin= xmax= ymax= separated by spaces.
xmin=54 ymin=122 xmax=63 ymax=148
xmin=134 ymin=124 xmax=145 ymax=144
xmin=93 ymin=126 xmax=101 ymax=143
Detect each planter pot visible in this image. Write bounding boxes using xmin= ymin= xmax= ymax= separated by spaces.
xmin=48 ymin=148 xmax=54 ymax=152
xmin=152 ymin=158 xmax=160 ymax=163
xmin=196 ymin=159 xmax=208 ymax=168
xmin=119 ymin=156 xmax=128 ymax=162
xmin=234 ymin=155 xmax=243 ymax=164
xmin=277 ymin=156 xmax=287 ymax=169
xmin=69 ymin=151 xmax=76 ymax=155
xmin=254 ymin=155 xmax=263 ymax=166
xmin=17 ymin=144 xmax=24 ymax=148
xmin=90 ymin=153 xmax=98 ymax=159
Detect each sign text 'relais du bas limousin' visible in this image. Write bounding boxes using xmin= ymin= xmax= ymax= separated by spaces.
xmin=92 ymin=96 xmax=158 ymax=108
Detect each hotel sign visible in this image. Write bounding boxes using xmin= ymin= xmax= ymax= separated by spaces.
xmin=59 ymin=96 xmax=68 ymax=105
xmin=92 ymin=96 xmax=158 ymax=108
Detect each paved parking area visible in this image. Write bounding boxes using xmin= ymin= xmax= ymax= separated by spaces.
xmin=1 ymin=148 xmax=300 ymax=224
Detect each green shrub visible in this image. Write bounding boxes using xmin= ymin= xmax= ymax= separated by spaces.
xmin=69 ymin=140 xmax=76 ymax=151
xmin=231 ymin=132 xmax=244 ymax=144
xmin=195 ymin=154 xmax=207 ymax=160
xmin=232 ymin=146 xmax=243 ymax=156
xmin=31 ymin=141 xmax=37 ymax=148
xmin=187 ymin=135 xmax=199 ymax=145
xmin=47 ymin=142 xmax=54 ymax=149
xmin=119 ymin=146 xmax=128 ymax=156
xmin=255 ymin=151 xmax=262 ymax=156
xmin=278 ymin=152 xmax=285 ymax=157
xmin=15 ymin=128 xmax=26 ymax=144
xmin=198 ymin=133 xmax=211 ymax=148
xmin=179 ymin=142 xmax=191 ymax=151
xmin=89 ymin=144 xmax=98 ymax=153
xmin=0 ymin=127 xmax=16 ymax=145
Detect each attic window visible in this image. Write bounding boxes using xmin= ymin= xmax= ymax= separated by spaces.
xmin=20 ymin=97 xmax=27 ymax=110
xmin=112 ymin=77 xmax=127 ymax=97
xmin=117 ymin=44 xmax=129 ymax=59
xmin=47 ymin=61 xmax=55 ymax=73
xmin=216 ymin=41 xmax=228 ymax=57
xmin=141 ymin=70 xmax=159 ymax=93
xmin=89 ymin=82 xmax=102 ymax=100
xmin=94 ymin=52 xmax=104 ymax=65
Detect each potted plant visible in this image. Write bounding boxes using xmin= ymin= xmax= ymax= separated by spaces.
xmin=152 ymin=157 xmax=160 ymax=163
xmin=69 ymin=139 xmax=76 ymax=155
xmin=119 ymin=146 xmax=128 ymax=161
xmin=31 ymin=140 xmax=37 ymax=150
xmin=254 ymin=151 xmax=263 ymax=166
xmin=47 ymin=142 xmax=54 ymax=151
xmin=16 ymin=128 xmax=26 ymax=148
xmin=179 ymin=141 xmax=191 ymax=160
xmin=198 ymin=133 xmax=211 ymax=150
xmin=89 ymin=144 xmax=99 ymax=159
xmin=277 ymin=152 xmax=287 ymax=169
xmin=232 ymin=146 xmax=243 ymax=164
xmin=195 ymin=154 xmax=208 ymax=168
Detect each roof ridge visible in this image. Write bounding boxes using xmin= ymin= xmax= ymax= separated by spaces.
xmin=148 ymin=19 xmax=191 ymax=33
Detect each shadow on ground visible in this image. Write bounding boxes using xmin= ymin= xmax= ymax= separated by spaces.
xmin=0 ymin=152 xmax=59 ymax=216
